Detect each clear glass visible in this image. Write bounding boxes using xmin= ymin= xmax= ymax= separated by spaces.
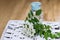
xmin=31 ymin=2 xmax=43 ymax=22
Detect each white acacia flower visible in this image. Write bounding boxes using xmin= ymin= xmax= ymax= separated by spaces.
xmin=22 ymin=21 xmax=36 ymax=38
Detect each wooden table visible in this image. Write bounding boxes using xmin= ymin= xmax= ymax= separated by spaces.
xmin=0 ymin=0 xmax=60 ymax=38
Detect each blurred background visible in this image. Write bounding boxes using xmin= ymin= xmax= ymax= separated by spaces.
xmin=0 ymin=0 xmax=60 ymax=38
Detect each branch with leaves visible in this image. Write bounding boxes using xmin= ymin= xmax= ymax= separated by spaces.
xmin=24 ymin=9 xmax=60 ymax=40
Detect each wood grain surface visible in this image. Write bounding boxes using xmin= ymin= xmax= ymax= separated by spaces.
xmin=0 ymin=0 xmax=60 ymax=37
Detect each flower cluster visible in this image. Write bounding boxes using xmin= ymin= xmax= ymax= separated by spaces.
xmin=22 ymin=21 xmax=35 ymax=38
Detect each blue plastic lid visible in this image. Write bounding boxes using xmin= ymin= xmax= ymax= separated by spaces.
xmin=31 ymin=2 xmax=41 ymax=11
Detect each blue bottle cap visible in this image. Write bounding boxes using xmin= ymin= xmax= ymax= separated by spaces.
xmin=31 ymin=2 xmax=41 ymax=11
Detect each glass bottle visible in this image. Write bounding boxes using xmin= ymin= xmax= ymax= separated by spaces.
xmin=31 ymin=2 xmax=43 ymax=22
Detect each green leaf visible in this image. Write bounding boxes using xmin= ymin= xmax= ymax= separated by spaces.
xmin=42 ymin=31 xmax=45 ymax=35
xmin=30 ymin=10 xmax=33 ymax=16
xmin=56 ymin=32 xmax=60 ymax=37
xmin=35 ymin=29 xmax=39 ymax=34
xmin=39 ymin=31 xmax=42 ymax=37
xmin=28 ymin=13 xmax=31 ymax=18
xmin=36 ymin=9 xmax=42 ymax=16
xmin=44 ymin=24 xmax=51 ymax=29
xmin=39 ymin=24 xmax=44 ymax=29
xmin=28 ymin=10 xmax=33 ymax=18
xmin=28 ymin=19 xmax=31 ymax=22
xmin=44 ymin=32 xmax=48 ymax=40
xmin=34 ymin=24 xmax=39 ymax=29
xmin=47 ymin=30 xmax=51 ymax=33
xmin=28 ymin=19 xmax=34 ymax=24
xmin=50 ymin=34 xmax=58 ymax=39
xmin=33 ymin=17 xmax=39 ymax=22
